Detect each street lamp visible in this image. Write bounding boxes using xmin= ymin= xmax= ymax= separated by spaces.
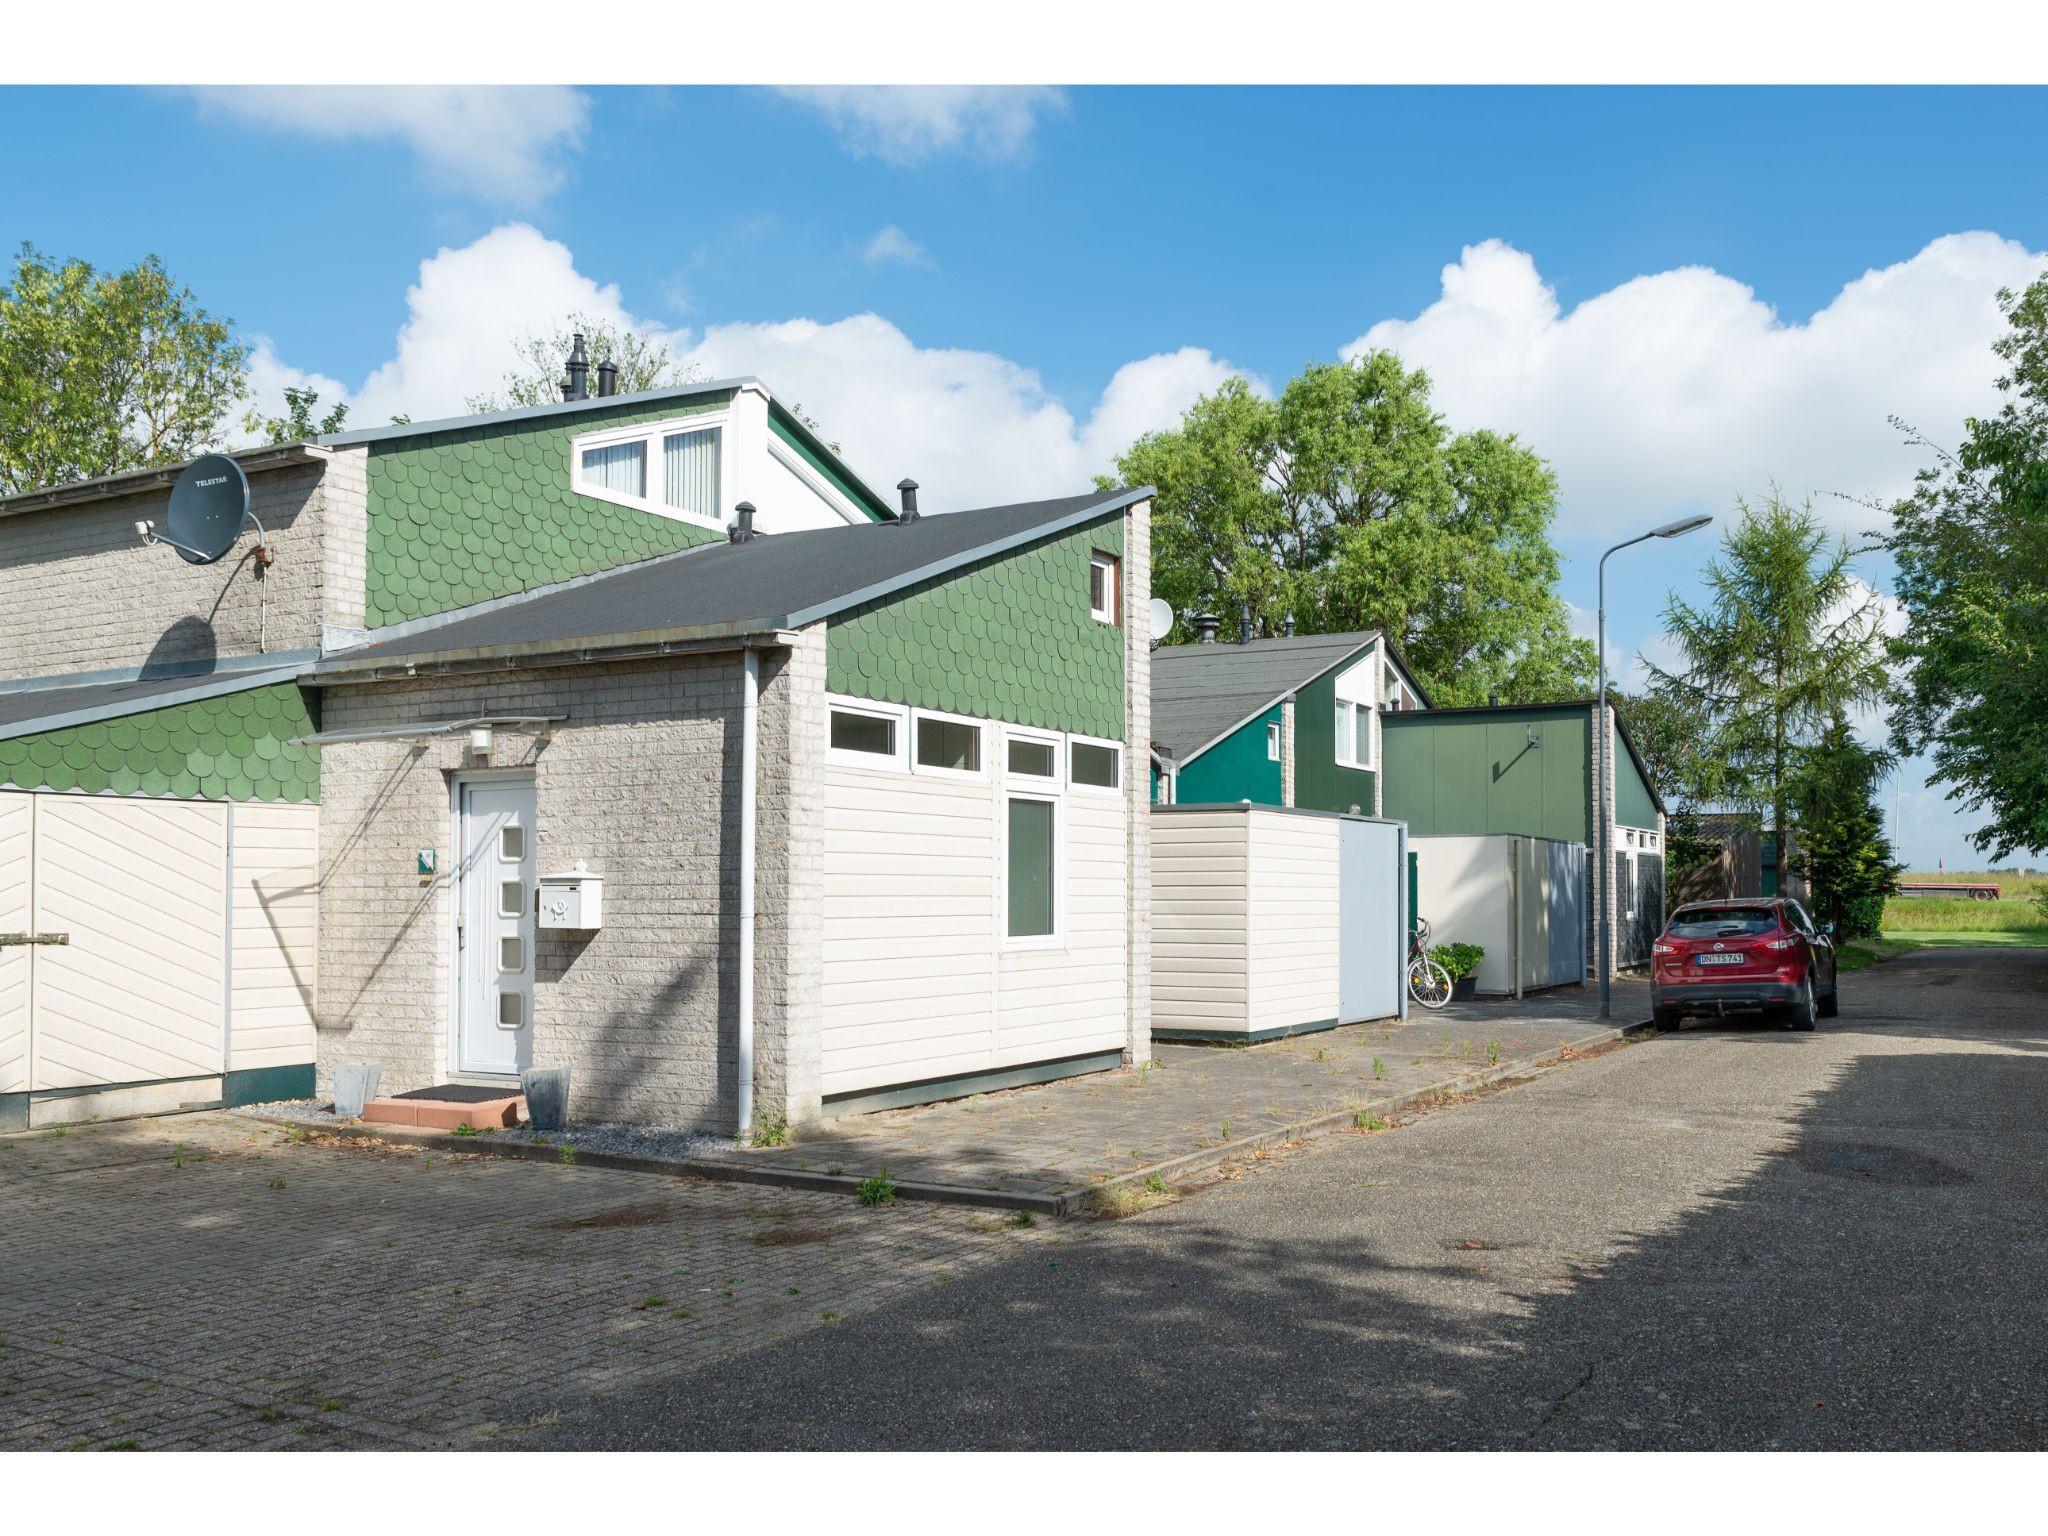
xmin=1597 ymin=514 xmax=1712 ymax=1019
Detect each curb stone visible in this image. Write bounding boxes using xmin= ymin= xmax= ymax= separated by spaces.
xmin=238 ymin=1017 xmax=1654 ymax=1221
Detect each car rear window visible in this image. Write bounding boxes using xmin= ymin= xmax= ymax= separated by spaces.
xmin=1668 ymin=906 xmax=1781 ymax=938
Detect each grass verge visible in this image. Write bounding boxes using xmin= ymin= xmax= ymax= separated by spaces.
xmin=1879 ymin=929 xmax=2048 ymax=950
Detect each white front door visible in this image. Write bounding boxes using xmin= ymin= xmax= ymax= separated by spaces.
xmin=457 ymin=779 xmax=535 ymax=1077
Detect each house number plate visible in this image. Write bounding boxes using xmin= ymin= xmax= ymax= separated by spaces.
xmin=0 ymin=932 xmax=70 ymax=947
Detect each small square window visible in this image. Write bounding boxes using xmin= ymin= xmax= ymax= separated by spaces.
xmin=499 ymin=825 xmax=524 ymax=862
xmin=1007 ymin=736 xmax=1057 ymax=779
xmin=499 ymin=936 xmax=524 ymax=972
xmin=915 ymin=716 xmax=982 ymax=774
xmin=499 ymin=879 xmax=525 ymax=918
xmin=1070 ymin=741 xmax=1120 ymax=790
xmin=1089 ymin=554 xmax=1119 ymax=624
xmin=498 ymin=991 xmax=523 ymax=1028
xmin=830 ymin=708 xmax=896 ymax=758
xmin=1266 ymin=722 xmax=1282 ymax=762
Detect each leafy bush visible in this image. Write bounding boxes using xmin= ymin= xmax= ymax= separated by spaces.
xmin=1431 ymin=942 xmax=1485 ymax=980
xmin=1841 ymin=893 xmax=1888 ymax=941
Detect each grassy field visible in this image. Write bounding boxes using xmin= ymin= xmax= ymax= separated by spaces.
xmin=1881 ymin=870 xmax=2047 ymax=947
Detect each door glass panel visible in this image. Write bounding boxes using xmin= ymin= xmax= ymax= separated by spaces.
xmin=499 ymin=879 xmax=525 ymax=918
xmin=499 ymin=936 xmax=523 ymax=972
xmin=500 ymin=825 xmax=524 ymax=861
xmin=497 ymin=991 xmax=522 ymax=1027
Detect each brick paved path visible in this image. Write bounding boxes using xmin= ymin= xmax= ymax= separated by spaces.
xmin=701 ymin=982 xmax=1651 ymax=1199
xmin=0 ymin=1113 xmax=1052 ymax=1451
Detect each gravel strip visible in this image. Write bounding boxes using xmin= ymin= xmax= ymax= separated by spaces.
xmin=237 ymin=1099 xmax=727 ymax=1162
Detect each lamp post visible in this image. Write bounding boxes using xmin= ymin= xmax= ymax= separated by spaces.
xmin=1597 ymin=514 xmax=1713 ymax=1019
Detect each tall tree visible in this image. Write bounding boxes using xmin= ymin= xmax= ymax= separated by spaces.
xmin=466 ymin=313 xmax=702 ymax=413
xmin=0 ymin=243 xmax=248 ymax=495
xmin=1613 ymin=690 xmax=1725 ymax=891
xmin=247 ymin=385 xmax=348 ymax=445
xmin=1644 ymin=491 xmax=1891 ymax=875
xmin=1789 ymin=713 xmax=1903 ymax=938
xmin=1886 ymin=273 xmax=2048 ymax=860
xmin=1108 ymin=355 xmax=1593 ymax=704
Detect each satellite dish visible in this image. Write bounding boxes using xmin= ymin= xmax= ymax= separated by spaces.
xmin=1149 ymin=597 xmax=1175 ymax=640
xmin=162 ymin=454 xmax=251 ymax=564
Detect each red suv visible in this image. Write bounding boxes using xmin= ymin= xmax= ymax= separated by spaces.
xmin=1651 ymin=898 xmax=1839 ymax=1031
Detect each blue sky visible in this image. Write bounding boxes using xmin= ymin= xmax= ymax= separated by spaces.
xmin=5 ymin=84 xmax=2046 ymax=867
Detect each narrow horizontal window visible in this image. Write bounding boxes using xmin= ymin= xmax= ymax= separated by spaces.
xmin=1007 ymin=736 xmax=1057 ymax=779
xmin=580 ymin=439 xmax=645 ymax=498
xmin=1007 ymin=796 xmax=1056 ymax=939
xmin=1070 ymin=740 xmax=1120 ymax=790
xmin=830 ymin=708 xmax=896 ymax=757
xmin=916 ymin=717 xmax=982 ymax=774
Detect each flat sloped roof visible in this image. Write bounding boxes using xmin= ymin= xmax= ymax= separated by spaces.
xmin=312 ymin=488 xmax=1149 ymax=678
xmin=1151 ymin=631 xmax=1381 ymax=762
xmin=0 ymin=663 xmax=306 ymax=742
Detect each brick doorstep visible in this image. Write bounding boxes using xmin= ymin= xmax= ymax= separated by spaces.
xmin=241 ymin=1017 xmax=1654 ymax=1219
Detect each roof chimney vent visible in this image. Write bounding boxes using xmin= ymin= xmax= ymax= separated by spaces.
xmin=1238 ymin=603 xmax=1254 ymax=645
xmin=563 ymin=333 xmax=590 ymax=401
xmin=896 ymin=478 xmax=921 ymax=522
xmin=729 ymin=500 xmax=757 ymax=544
xmin=1194 ymin=613 xmax=1220 ymax=645
xmin=594 ymin=357 xmax=618 ymax=398
xmin=1283 ymin=614 xmax=1296 ymax=637
xmin=1489 ymin=693 xmax=1500 ymax=707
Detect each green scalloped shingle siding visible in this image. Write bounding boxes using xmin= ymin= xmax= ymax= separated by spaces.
xmin=826 ymin=513 xmax=1126 ymax=740
xmin=0 ymin=684 xmax=319 ymax=803
xmin=364 ymin=393 xmax=735 ymax=627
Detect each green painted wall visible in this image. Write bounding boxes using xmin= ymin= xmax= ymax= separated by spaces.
xmin=364 ymin=393 xmax=735 ymax=627
xmin=1175 ymin=707 xmax=1282 ymax=805
xmin=826 ymin=513 xmax=1126 ymax=740
xmin=1295 ymin=669 xmax=1378 ymax=814
xmin=1613 ymin=724 xmax=1660 ymax=829
xmin=0 ymin=683 xmax=319 ymax=802
xmin=1381 ymin=707 xmax=1590 ymax=843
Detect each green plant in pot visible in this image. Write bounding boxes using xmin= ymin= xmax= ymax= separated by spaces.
xmin=1431 ymin=942 xmax=1486 ymax=1002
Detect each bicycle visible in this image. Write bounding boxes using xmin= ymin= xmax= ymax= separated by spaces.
xmin=1407 ymin=917 xmax=1454 ymax=1011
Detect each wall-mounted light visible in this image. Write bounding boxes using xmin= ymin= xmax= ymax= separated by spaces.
xmin=468 ymin=724 xmax=494 ymax=758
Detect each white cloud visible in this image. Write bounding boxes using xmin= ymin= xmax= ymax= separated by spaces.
xmin=189 ymin=86 xmax=589 ymax=203
xmin=1345 ymin=233 xmax=2048 ymax=540
xmin=861 ymin=225 xmax=936 ymax=270
xmin=772 ymin=86 xmax=1066 ymax=165
xmin=242 ymin=223 xmax=1234 ymax=507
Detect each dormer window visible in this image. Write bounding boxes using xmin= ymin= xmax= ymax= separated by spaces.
xmin=572 ymin=415 xmax=726 ymax=529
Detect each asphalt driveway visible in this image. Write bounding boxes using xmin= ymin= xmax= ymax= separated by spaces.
xmin=520 ymin=946 xmax=2048 ymax=1450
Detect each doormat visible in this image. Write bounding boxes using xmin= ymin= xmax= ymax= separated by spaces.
xmin=386 ymin=1084 xmax=520 ymax=1104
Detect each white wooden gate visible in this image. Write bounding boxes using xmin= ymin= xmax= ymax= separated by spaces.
xmin=0 ymin=790 xmax=317 ymax=1106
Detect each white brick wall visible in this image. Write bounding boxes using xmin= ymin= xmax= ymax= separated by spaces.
xmin=0 ymin=460 xmax=335 ymax=680
xmin=314 ymin=649 xmax=818 ymax=1129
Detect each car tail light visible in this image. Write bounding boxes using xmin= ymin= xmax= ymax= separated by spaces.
xmin=1763 ymin=935 xmax=1799 ymax=950
xmin=1654 ymin=941 xmax=1681 ymax=956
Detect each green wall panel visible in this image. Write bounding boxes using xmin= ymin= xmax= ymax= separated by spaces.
xmin=1294 ymin=669 xmax=1378 ymax=814
xmin=364 ymin=393 xmax=735 ymax=627
xmin=1613 ymin=723 xmax=1660 ymax=829
xmin=1175 ymin=707 xmax=1282 ymax=805
xmin=826 ymin=514 xmax=1127 ymax=740
xmin=0 ymin=683 xmax=320 ymax=803
xmin=1382 ymin=706 xmax=1591 ymax=843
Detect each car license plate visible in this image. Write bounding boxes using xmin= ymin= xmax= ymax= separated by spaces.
xmin=1696 ymin=953 xmax=1746 ymax=966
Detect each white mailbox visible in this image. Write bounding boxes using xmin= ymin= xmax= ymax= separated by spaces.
xmin=538 ymin=866 xmax=603 ymax=930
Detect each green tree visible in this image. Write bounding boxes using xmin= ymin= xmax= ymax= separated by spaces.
xmin=1886 ymin=273 xmax=2048 ymax=860
xmin=0 ymin=243 xmax=248 ymax=495
xmin=1613 ymin=690 xmax=1725 ymax=890
xmin=1789 ymin=713 xmax=1903 ymax=938
xmin=1645 ymin=491 xmax=1891 ymax=882
xmin=1107 ymin=356 xmax=1593 ymax=705
xmin=466 ymin=313 xmax=702 ymax=413
xmin=246 ymin=384 xmax=348 ymax=445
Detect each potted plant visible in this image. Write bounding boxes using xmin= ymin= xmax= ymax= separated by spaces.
xmin=1432 ymin=942 xmax=1486 ymax=1002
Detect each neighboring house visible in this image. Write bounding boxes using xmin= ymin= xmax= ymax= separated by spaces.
xmin=1380 ymin=700 xmax=1668 ymax=974
xmin=1671 ymin=813 xmax=1764 ymax=906
xmin=8 ymin=370 xmax=1146 ymax=1138
xmin=1149 ymin=629 xmax=1429 ymax=813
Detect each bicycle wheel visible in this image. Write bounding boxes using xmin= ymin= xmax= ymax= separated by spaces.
xmin=1408 ymin=955 xmax=1453 ymax=1010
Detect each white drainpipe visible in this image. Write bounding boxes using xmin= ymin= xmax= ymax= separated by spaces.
xmin=736 ymin=647 xmax=759 ymax=1140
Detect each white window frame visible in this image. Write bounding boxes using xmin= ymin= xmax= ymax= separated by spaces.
xmin=1331 ymin=656 xmax=1377 ymax=772
xmin=570 ymin=411 xmax=730 ymax=531
xmin=1089 ymin=552 xmax=1120 ymax=625
xmin=908 ymin=707 xmax=988 ymax=783
xmin=1266 ymin=721 xmax=1282 ymax=762
xmin=825 ymin=694 xmax=909 ymax=773
xmin=1066 ymin=732 xmax=1124 ymax=797
xmin=1003 ymin=723 xmax=1064 ymax=788
xmin=1000 ymin=785 xmax=1065 ymax=950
